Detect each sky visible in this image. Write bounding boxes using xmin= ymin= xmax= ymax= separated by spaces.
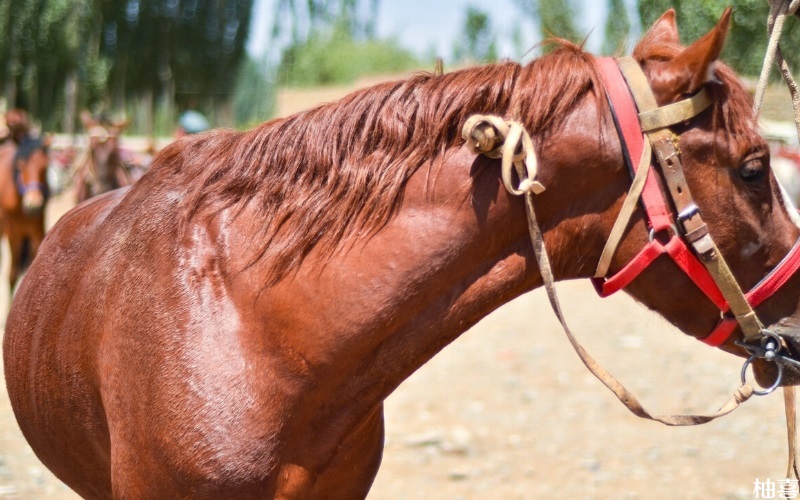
xmin=246 ymin=0 xmax=639 ymax=63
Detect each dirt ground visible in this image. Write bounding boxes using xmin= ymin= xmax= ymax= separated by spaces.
xmin=0 ymin=190 xmax=792 ymax=500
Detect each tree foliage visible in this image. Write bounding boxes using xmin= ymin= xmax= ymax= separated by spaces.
xmin=512 ymin=0 xmax=580 ymax=53
xmin=537 ymin=0 xmax=580 ymax=46
xmin=637 ymin=0 xmax=800 ymax=77
xmin=602 ymin=0 xmax=631 ymax=55
xmin=275 ymin=0 xmax=418 ymax=87
xmin=453 ymin=7 xmax=498 ymax=63
xmin=0 ymin=0 xmax=253 ymax=132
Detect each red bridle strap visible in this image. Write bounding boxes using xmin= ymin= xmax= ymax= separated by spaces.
xmin=595 ymin=58 xmax=672 ymax=233
xmin=594 ymin=56 xmax=800 ymax=347
xmin=592 ymin=236 xmax=729 ymax=311
xmin=593 ymin=57 xmax=731 ymax=312
xmin=705 ymin=238 xmax=800 ymax=346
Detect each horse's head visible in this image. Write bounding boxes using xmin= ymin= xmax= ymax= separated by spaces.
xmin=81 ymin=111 xmax=130 ymax=192
xmin=5 ymin=109 xmax=32 ymax=145
xmin=13 ymin=135 xmax=50 ymax=216
xmin=602 ymin=8 xmax=800 ymax=388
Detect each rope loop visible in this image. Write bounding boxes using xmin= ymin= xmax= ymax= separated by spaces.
xmin=753 ymin=0 xmax=800 ymax=147
xmin=462 ymin=114 xmax=545 ymax=196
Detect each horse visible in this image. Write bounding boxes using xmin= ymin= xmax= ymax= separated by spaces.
xmin=0 ymin=133 xmax=50 ymax=295
xmin=6 ymin=8 xmax=800 ymax=498
xmin=74 ymin=112 xmax=132 ymax=203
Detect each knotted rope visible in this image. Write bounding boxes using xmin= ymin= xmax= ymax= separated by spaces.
xmin=462 ymin=115 xmax=545 ymax=196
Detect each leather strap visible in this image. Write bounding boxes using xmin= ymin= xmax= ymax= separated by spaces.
xmin=638 ymin=87 xmax=712 ymax=132
xmin=511 ymin=138 xmax=755 ymax=426
xmin=787 ymin=386 xmax=800 ymax=480
xmin=615 ymin=57 xmax=765 ymax=341
xmin=594 ymin=140 xmax=652 ymax=278
xmin=596 ymin=58 xmax=673 ymax=232
xmin=704 ymin=237 xmax=800 ymax=345
xmin=594 ymin=59 xmax=733 ymax=315
xmin=462 ymin=92 xmax=755 ymax=428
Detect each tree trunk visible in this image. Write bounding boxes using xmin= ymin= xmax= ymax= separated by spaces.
xmin=63 ymin=71 xmax=77 ymax=136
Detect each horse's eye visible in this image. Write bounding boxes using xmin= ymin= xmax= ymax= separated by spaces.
xmin=739 ymin=158 xmax=766 ymax=182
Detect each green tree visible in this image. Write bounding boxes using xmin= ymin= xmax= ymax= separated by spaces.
xmin=102 ymin=0 xmax=253 ymax=129
xmin=234 ymin=57 xmax=275 ymax=128
xmin=275 ymin=0 xmax=419 ymax=87
xmin=602 ymin=0 xmax=631 ymax=55
xmin=272 ymin=0 xmax=380 ymax=47
xmin=278 ymin=26 xmax=417 ymax=86
xmin=538 ymin=0 xmax=580 ymax=45
xmin=513 ymin=0 xmax=580 ymax=52
xmin=0 ymin=0 xmax=104 ymax=131
xmin=453 ymin=7 xmax=498 ymax=63
xmin=0 ymin=0 xmax=254 ymax=132
xmin=637 ymin=0 xmax=800 ymax=77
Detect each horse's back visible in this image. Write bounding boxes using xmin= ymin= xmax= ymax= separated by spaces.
xmin=3 ymin=188 xmax=128 ymax=498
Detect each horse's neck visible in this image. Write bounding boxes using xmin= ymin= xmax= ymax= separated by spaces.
xmin=260 ymin=111 xmax=619 ymax=401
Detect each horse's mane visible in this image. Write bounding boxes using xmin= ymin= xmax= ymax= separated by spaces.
xmin=157 ymin=42 xmax=606 ymax=283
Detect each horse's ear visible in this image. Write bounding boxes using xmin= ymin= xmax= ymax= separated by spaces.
xmin=659 ymin=7 xmax=731 ymax=96
xmin=80 ymin=111 xmax=96 ymax=129
xmin=638 ymin=9 xmax=680 ymax=48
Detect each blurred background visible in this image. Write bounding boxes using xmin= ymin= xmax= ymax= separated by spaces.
xmin=2 ymin=0 xmax=799 ymax=137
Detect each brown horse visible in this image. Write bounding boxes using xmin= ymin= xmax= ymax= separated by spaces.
xmin=6 ymin=9 xmax=800 ymax=498
xmin=74 ymin=112 xmax=132 ymax=203
xmin=0 ymin=133 xmax=50 ymax=294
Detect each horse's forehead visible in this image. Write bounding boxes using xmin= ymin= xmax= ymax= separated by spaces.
xmin=25 ymin=148 xmax=49 ymax=168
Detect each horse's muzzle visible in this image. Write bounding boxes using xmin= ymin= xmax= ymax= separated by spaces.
xmin=22 ymin=192 xmax=44 ymax=216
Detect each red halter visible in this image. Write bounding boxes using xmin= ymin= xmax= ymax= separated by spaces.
xmin=592 ymin=57 xmax=800 ymax=347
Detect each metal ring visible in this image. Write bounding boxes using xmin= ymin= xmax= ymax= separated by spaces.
xmin=740 ymin=353 xmax=783 ymax=396
xmin=648 ymin=224 xmax=679 ymax=243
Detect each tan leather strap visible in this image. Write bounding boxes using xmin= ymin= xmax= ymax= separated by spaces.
xmin=638 ymin=88 xmax=712 ymax=132
xmin=594 ymin=140 xmax=652 ymax=278
xmin=462 ymin=114 xmax=755 ymax=426
xmin=786 ymin=387 xmax=800 ymax=480
xmin=616 ymin=57 xmax=765 ymax=341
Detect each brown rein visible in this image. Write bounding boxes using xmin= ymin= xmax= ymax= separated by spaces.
xmin=462 ymin=54 xmax=800 ymax=415
xmin=462 ymin=108 xmax=756 ymax=425
xmin=463 ymin=53 xmax=800 ymax=477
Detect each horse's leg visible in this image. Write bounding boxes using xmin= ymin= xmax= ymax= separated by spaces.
xmin=277 ymin=405 xmax=386 ymax=499
xmin=104 ymin=403 xmax=385 ymax=499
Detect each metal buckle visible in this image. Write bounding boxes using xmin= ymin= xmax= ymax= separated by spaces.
xmin=735 ymin=331 xmax=800 ymax=395
xmin=677 ymin=204 xmax=699 ymax=226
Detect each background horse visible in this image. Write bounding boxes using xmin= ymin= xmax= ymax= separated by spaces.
xmin=5 ymin=9 xmax=800 ymax=499
xmin=74 ymin=112 xmax=132 ymax=203
xmin=0 ymin=134 xmax=50 ymax=294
